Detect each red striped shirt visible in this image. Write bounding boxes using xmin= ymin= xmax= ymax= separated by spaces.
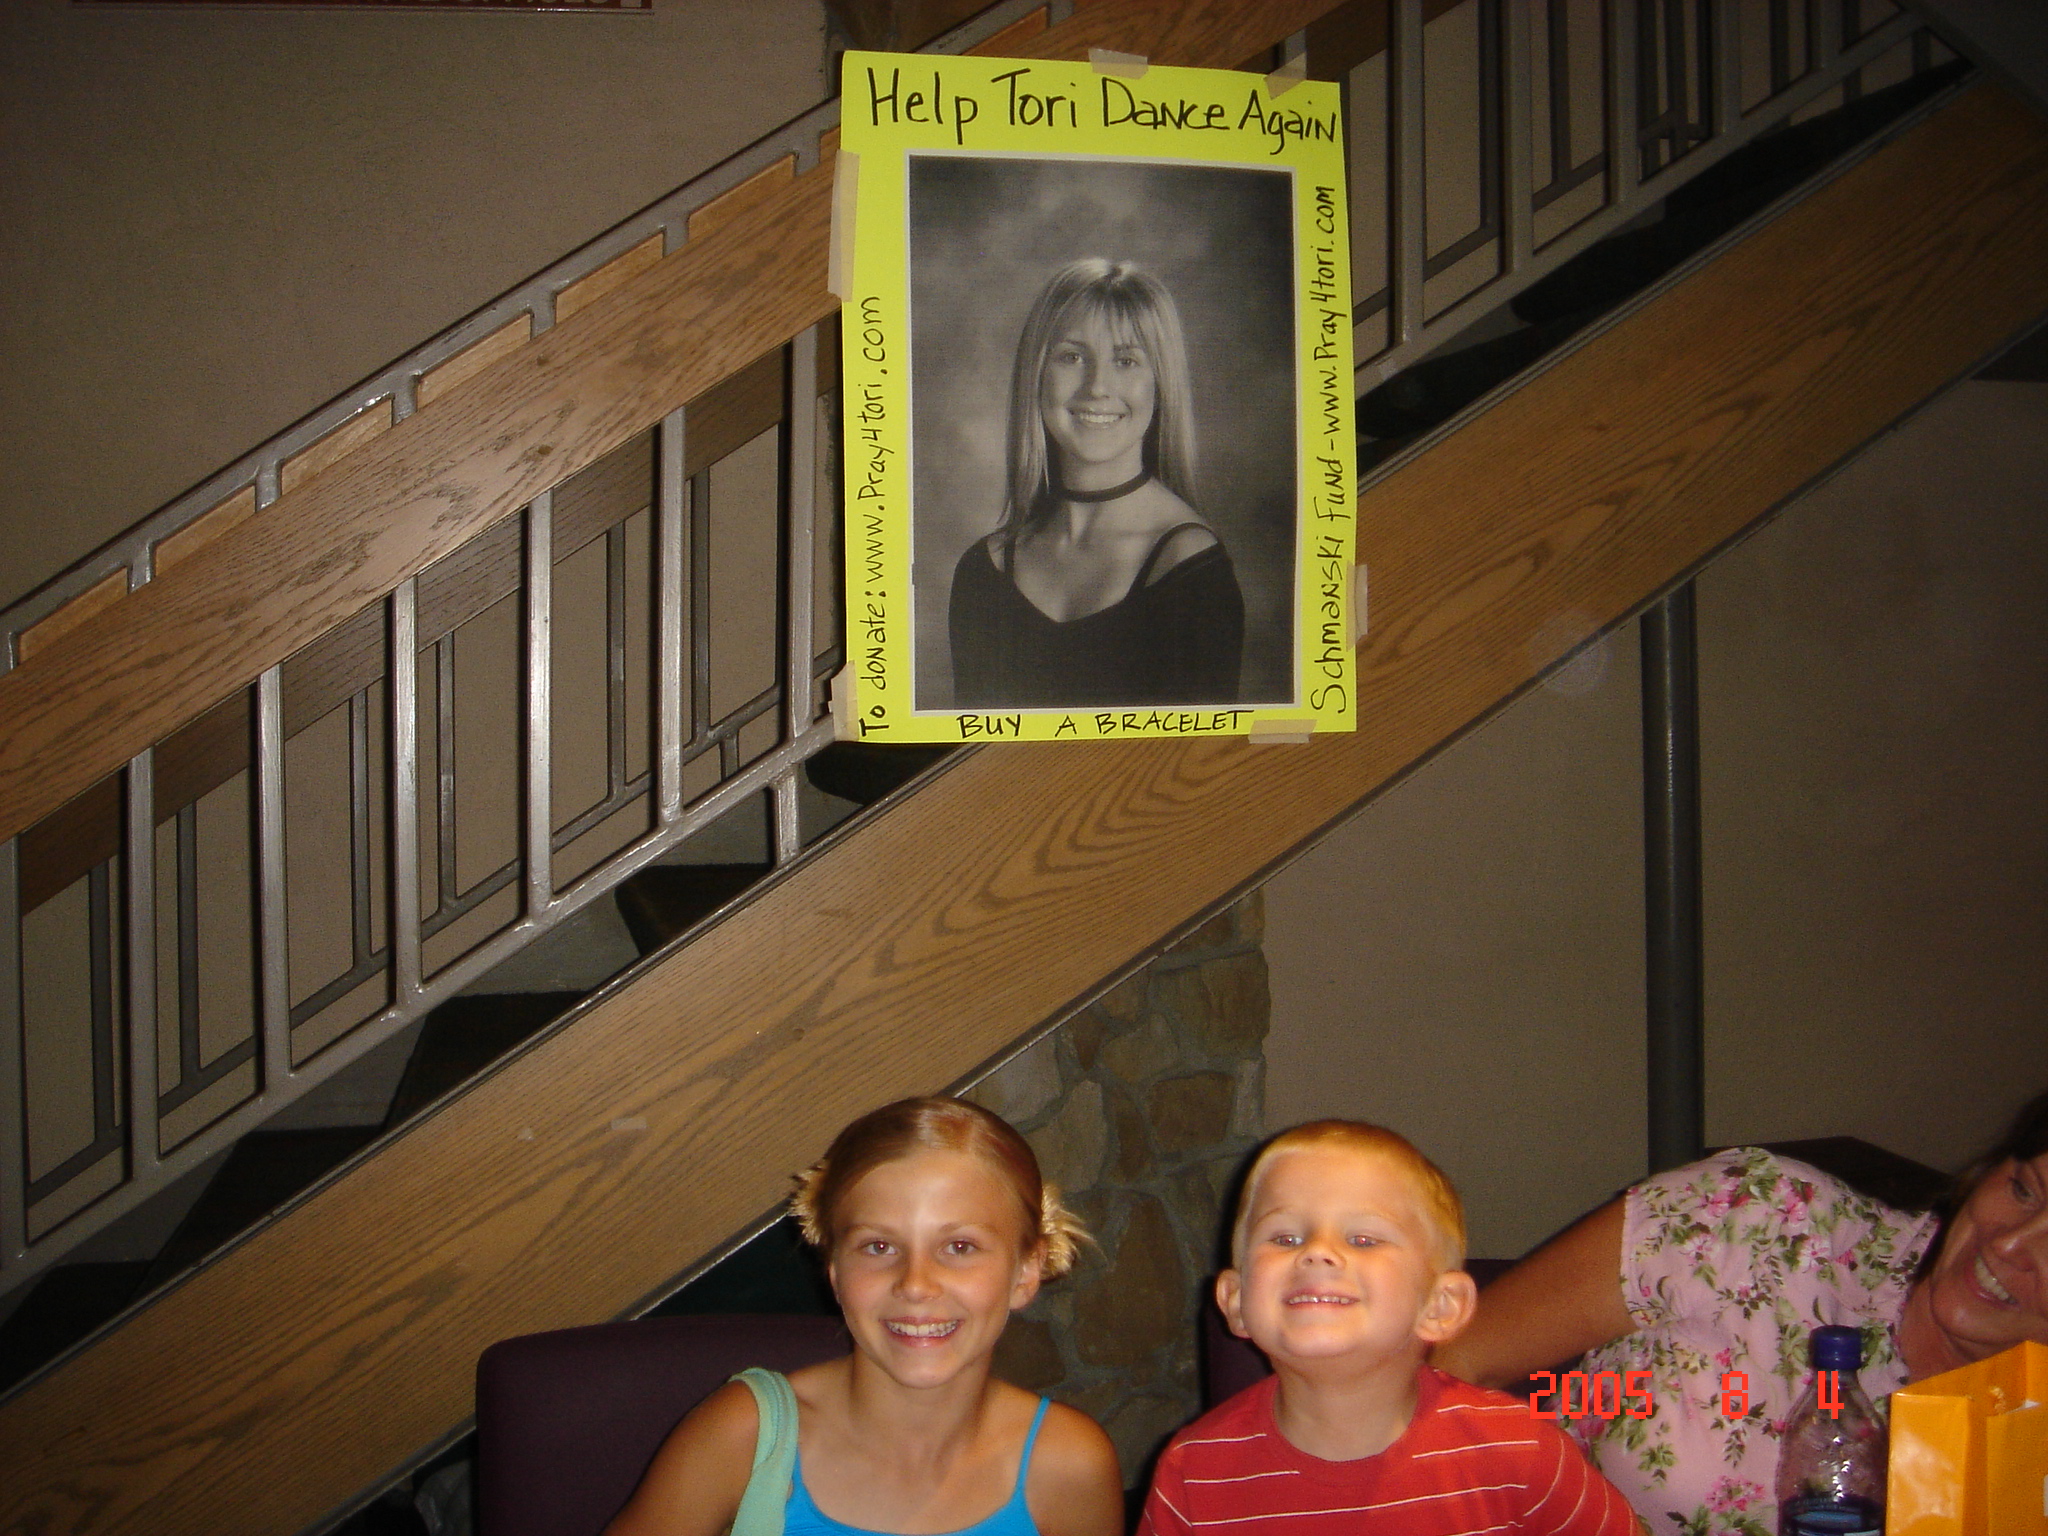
xmin=1139 ymin=1368 xmax=1644 ymax=1536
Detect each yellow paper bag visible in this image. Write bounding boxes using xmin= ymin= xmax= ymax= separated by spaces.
xmin=1888 ymin=1340 xmax=2048 ymax=1535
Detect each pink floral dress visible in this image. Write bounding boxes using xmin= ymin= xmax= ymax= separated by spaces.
xmin=1567 ymin=1148 xmax=1938 ymax=1536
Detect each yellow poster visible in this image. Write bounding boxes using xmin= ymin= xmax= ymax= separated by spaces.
xmin=836 ymin=49 xmax=1355 ymax=744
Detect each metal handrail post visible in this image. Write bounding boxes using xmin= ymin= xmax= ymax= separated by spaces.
xmin=1642 ymin=583 xmax=1705 ymax=1174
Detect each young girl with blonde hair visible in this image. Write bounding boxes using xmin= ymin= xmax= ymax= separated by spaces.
xmin=606 ymin=1097 xmax=1122 ymax=1536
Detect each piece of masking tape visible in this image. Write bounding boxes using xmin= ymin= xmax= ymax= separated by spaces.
xmin=1351 ymin=561 xmax=1368 ymax=645
xmin=826 ymin=666 xmax=853 ymax=741
xmin=1248 ymin=716 xmax=1316 ymax=745
xmin=829 ymin=149 xmax=859 ymax=301
xmin=1090 ymin=47 xmax=1148 ymax=78
xmin=1265 ymin=52 xmax=1308 ymax=97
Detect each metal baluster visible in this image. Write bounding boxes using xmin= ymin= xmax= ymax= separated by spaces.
xmin=1547 ymin=0 xmax=1573 ymax=196
xmin=691 ymin=468 xmax=715 ymax=770
xmin=785 ymin=332 xmax=820 ymax=742
xmin=1664 ymin=0 xmax=1687 ymax=161
xmin=1691 ymin=0 xmax=1714 ymax=146
xmin=349 ymin=689 xmax=373 ymax=971
xmin=606 ymin=523 xmax=629 ymax=805
xmin=776 ymin=333 xmax=822 ymax=865
xmin=88 ymin=863 xmax=119 ymax=1164
xmin=1635 ymin=0 xmax=1661 ymax=177
xmin=523 ymin=493 xmax=554 ymax=917
xmin=1643 ymin=586 xmax=1705 ymax=1174
xmin=0 ymin=839 xmax=23 ymax=1266
xmin=1714 ymin=0 xmax=1742 ymax=130
xmin=390 ymin=580 xmax=423 ymax=1006
xmin=1818 ymin=0 xmax=1851 ymax=107
xmin=1389 ymin=0 xmax=1427 ymax=347
xmin=255 ymin=667 xmax=292 ymax=1089
xmin=124 ymin=750 xmax=160 ymax=1178
xmin=1607 ymin=0 xmax=1642 ymax=204
xmin=175 ymin=801 xmax=201 ymax=1091
xmin=1838 ymin=0 xmax=1861 ymax=99
xmin=1503 ymin=0 xmax=1534 ymax=271
xmin=436 ymin=637 xmax=458 ymax=913
xmin=656 ymin=408 xmax=688 ymax=824
xmin=1813 ymin=0 xmax=1843 ymax=98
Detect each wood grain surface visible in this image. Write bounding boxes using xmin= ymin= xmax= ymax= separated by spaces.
xmin=2 ymin=79 xmax=2041 ymax=1536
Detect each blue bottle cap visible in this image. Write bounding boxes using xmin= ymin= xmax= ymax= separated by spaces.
xmin=1811 ymin=1325 xmax=1864 ymax=1371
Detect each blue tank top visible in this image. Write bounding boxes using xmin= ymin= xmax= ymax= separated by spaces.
xmin=783 ymin=1395 xmax=1051 ymax=1536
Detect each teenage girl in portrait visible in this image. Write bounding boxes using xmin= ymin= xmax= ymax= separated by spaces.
xmin=604 ymin=1098 xmax=1123 ymax=1536
xmin=949 ymin=258 xmax=1245 ymax=711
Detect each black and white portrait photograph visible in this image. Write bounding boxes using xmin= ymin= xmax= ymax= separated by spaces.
xmin=906 ymin=154 xmax=1298 ymax=715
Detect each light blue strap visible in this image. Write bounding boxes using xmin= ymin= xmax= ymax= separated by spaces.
xmin=729 ymin=1367 xmax=799 ymax=1536
xmin=1010 ymin=1396 xmax=1053 ymax=1507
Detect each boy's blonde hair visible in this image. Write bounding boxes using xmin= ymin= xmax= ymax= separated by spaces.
xmin=790 ymin=1097 xmax=1088 ymax=1277
xmin=1231 ymin=1121 xmax=1467 ymax=1271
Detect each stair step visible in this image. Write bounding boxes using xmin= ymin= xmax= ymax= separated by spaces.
xmin=802 ymin=742 xmax=954 ymax=806
xmin=613 ymin=864 xmax=768 ymax=955
xmin=381 ymin=991 xmax=586 ymax=1132
xmin=144 ymin=1127 xmax=381 ymax=1289
xmin=0 ymin=1260 xmax=151 ymax=1394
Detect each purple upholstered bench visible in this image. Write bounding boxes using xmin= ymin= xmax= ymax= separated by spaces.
xmin=476 ymin=1314 xmax=846 ymax=1536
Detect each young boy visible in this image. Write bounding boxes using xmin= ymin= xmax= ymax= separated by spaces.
xmin=1140 ymin=1122 xmax=1643 ymax=1535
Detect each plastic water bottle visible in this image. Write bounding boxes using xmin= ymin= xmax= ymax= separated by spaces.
xmin=1776 ymin=1325 xmax=1887 ymax=1535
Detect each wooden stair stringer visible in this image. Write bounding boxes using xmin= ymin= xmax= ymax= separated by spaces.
xmin=2 ymin=79 xmax=2045 ymax=1536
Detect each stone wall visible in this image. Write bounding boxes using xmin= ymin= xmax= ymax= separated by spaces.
xmin=965 ymin=891 xmax=1269 ymax=1490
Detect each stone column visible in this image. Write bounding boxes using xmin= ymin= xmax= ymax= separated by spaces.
xmin=965 ymin=891 xmax=1269 ymax=1489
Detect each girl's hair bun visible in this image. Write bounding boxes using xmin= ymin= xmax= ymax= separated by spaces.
xmin=791 ymin=1158 xmax=832 ymax=1249
xmin=1036 ymin=1182 xmax=1086 ymax=1278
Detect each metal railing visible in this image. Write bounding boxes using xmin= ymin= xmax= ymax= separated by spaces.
xmin=0 ymin=0 xmax=1957 ymax=1306
xmin=1355 ymin=0 xmax=1939 ymax=385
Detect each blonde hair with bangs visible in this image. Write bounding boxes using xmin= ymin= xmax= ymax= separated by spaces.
xmin=790 ymin=1097 xmax=1087 ymax=1278
xmin=1002 ymin=257 xmax=1197 ymax=535
xmin=1232 ymin=1121 xmax=1467 ymax=1271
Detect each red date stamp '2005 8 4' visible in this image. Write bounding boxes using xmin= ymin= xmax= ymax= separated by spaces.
xmin=1527 ymin=1370 xmax=1757 ymax=1421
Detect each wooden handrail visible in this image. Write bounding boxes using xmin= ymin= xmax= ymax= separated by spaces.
xmin=14 ymin=343 xmax=803 ymax=915
xmin=0 ymin=159 xmax=836 ymax=848
xmin=3 ymin=79 xmax=2041 ymax=1536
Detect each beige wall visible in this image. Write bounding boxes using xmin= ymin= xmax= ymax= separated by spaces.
xmin=0 ymin=0 xmax=827 ymax=610
xmin=1697 ymin=381 xmax=2048 ymax=1172
xmin=1265 ymin=379 xmax=2048 ymax=1260
xmin=1264 ymin=622 xmax=1650 ymax=1260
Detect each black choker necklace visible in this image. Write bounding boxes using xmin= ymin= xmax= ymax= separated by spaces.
xmin=1058 ymin=469 xmax=1151 ymax=503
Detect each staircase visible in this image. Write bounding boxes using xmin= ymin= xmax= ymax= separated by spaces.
xmin=2 ymin=0 xmax=2046 ymax=1532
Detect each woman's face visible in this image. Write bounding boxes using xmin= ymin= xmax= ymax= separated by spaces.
xmin=1919 ymin=1151 xmax=2048 ymax=1366
xmin=827 ymin=1148 xmax=1041 ymax=1391
xmin=1038 ymin=308 xmax=1156 ymax=482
